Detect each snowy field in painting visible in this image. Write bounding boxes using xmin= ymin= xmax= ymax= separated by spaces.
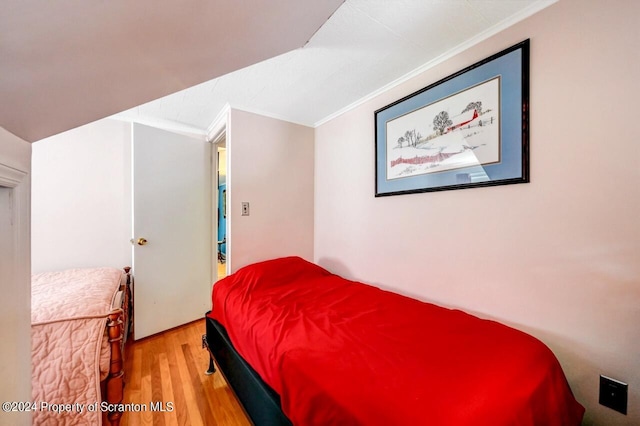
xmin=386 ymin=123 xmax=499 ymax=179
xmin=386 ymin=77 xmax=500 ymax=180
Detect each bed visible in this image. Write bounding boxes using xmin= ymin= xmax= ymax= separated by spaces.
xmin=31 ymin=266 xmax=132 ymax=426
xmin=204 ymin=256 xmax=584 ymax=425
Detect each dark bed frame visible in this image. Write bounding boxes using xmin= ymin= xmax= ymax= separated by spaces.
xmin=203 ymin=313 xmax=292 ymax=426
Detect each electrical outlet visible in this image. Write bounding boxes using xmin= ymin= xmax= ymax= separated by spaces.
xmin=599 ymin=375 xmax=627 ymax=415
xmin=241 ymin=202 xmax=250 ymax=216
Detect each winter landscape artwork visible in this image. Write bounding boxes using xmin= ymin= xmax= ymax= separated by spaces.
xmin=375 ymin=39 xmax=529 ymax=196
xmin=385 ymin=76 xmax=500 ymax=180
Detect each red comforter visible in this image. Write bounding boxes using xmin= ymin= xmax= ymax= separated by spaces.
xmin=210 ymin=257 xmax=584 ymax=425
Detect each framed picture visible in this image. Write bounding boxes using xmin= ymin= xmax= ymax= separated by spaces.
xmin=375 ymin=39 xmax=529 ymax=196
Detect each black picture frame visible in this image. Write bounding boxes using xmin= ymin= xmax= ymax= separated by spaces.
xmin=375 ymin=39 xmax=529 ymax=196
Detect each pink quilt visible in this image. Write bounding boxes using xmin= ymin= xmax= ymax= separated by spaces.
xmin=31 ymin=267 xmax=123 ymax=426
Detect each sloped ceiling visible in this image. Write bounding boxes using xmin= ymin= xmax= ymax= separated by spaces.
xmin=0 ymin=0 xmax=344 ymax=142
xmin=117 ymin=0 xmax=556 ymax=137
xmin=1 ymin=0 xmax=555 ymax=142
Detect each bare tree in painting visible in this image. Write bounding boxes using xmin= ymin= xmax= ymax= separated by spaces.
xmin=433 ymin=111 xmax=452 ymax=135
xmin=398 ymin=129 xmax=424 ymax=147
xmin=404 ymin=130 xmax=413 ymax=146
xmin=461 ymin=101 xmax=483 ymax=115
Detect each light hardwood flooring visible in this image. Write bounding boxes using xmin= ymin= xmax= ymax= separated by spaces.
xmin=217 ymin=261 xmax=227 ymax=280
xmin=121 ymin=319 xmax=250 ymax=426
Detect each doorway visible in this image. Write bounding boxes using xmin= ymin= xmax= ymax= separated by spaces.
xmin=216 ymin=139 xmax=227 ymax=280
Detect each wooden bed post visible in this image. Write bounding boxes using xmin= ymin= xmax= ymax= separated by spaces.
xmin=203 ymin=316 xmax=216 ymax=375
xmin=122 ymin=266 xmax=133 ymax=340
xmin=204 ymin=333 xmax=216 ymax=375
xmin=105 ymin=310 xmax=124 ymax=426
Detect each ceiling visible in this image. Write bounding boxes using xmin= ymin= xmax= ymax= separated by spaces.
xmin=0 ymin=0 xmax=343 ymax=142
xmin=1 ymin=0 xmax=555 ymax=143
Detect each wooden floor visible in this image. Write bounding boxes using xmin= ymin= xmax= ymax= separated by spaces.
xmin=121 ymin=319 xmax=250 ymax=426
xmin=217 ymin=261 xmax=227 ymax=280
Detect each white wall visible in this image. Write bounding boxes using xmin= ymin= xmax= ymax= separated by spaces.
xmin=31 ymin=119 xmax=132 ymax=273
xmin=228 ymin=109 xmax=314 ymax=271
xmin=314 ymin=0 xmax=640 ymax=424
xmin=0 ymin=126 xmax=32 ymax=425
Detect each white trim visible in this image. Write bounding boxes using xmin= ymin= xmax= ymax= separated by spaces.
xmin=130 ymin=124 xmax=136 ymax=275
xmin=211 ymin=143 xmax=218 ymax=283
xmin=212 ymin=131 xmax=226 ymax=146
xmin=206 ymin=103 xmax=231 ymax=142
xmin=224 ymin=114 xmax=232 ymax=276
xmin=314 ymin=0 xmax=557 ymax=128
xmin=0 ymin=129 xmax=31 ymax=412
xmin=0 ymin=163 xmax=27 ymax=188
xmin=111 ymin=115 xmax=208 ymax=141
xmin=225 ymin=104 xmax=311 ymax=129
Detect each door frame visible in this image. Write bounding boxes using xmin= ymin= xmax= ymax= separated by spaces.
xmin=208 ymin=107 xmax=230 ymax=281
xmin=0 ymin=138 xmax=32 ymax=414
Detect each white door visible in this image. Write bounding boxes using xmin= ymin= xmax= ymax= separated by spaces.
xmin=132 ymin=124 xmax=212 ymax=339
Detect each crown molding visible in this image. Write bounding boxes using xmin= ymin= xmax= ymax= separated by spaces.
xmin=230 ymin=104 xmax=312 ymax=128
xmin=206 ymin=103 xmax=231 ymax=142
xmin=0 ymin=163 xmax=27 ymax=188
xmin=314 ymin=0 xmax=557 ymax=128
xmin=110 ymin=115 xmax=208 ymax=141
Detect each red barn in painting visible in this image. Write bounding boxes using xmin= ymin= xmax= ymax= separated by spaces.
xmin=446 ymin=109 xmax=479 ymax=133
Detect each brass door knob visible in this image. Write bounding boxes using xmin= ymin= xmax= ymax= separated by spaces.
xmin=136 ymin=237 xmax=148 ymax=246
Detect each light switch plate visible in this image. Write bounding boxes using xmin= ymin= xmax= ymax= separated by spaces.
xmin=241 ymin=202 xmax=250 ymax=216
